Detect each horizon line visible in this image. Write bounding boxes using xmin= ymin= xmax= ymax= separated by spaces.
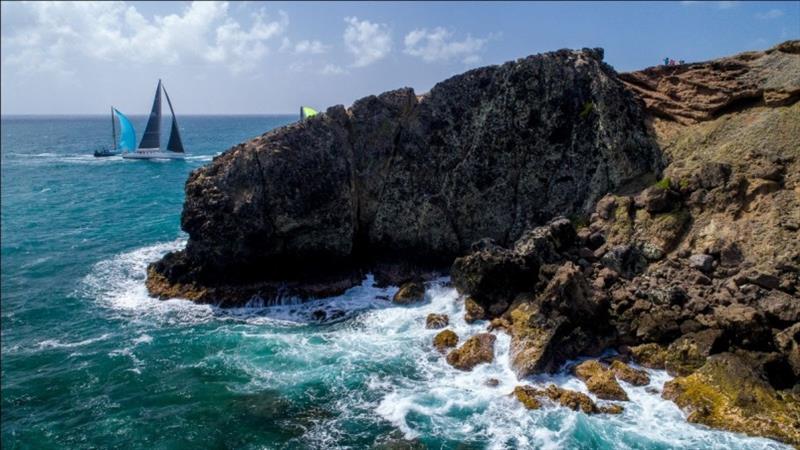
xmin=1 ymin=113 xmax=299 ymax=117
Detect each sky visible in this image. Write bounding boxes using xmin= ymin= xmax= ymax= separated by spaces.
xmin=1 ymin=1 xmax=798 ymax=115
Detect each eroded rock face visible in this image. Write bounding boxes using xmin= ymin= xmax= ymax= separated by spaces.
xmin=619 ymin=40 xmax=800 ymax=124
xmin=149 ymin=47 xmax=662 ymax=304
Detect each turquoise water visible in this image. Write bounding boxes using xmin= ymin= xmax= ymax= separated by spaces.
xmin=1 ymin=115 xmax=790 ymax=449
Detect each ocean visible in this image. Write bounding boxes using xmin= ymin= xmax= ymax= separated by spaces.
xmin=0 ymin=115 xmax=789 ymax=449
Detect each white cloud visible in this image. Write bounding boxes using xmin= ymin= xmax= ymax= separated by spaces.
xmin=403 ymin=27 xmax=489 ymax=64
xmin=321 ymin=63 xmax=347 ymax=75
xmin=1 ymin=1 xmax=288 ymax=75
xmin=343 ymin=17 xmax=391 ymax=67
xmin=756 ymin=9 xmax=784 ymax=20
xmin=280 ymin=38 xmax=328 ymax=54
xmin=680 ymin=1 xmax=737 ymax=9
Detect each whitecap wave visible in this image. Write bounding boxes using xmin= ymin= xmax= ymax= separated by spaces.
xmin=79 ymin=240 xmax=790 ymax=449
xmin=36 ymin=333 xmax=112 ymax=350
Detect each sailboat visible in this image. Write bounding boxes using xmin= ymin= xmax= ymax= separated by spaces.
xmin=122 ymin=80 xmax=186 ymax=160
xmin=94 ymin=107 xmax=120 ymax=157
xmin=95 ymin=106 xmax=136 ymax=157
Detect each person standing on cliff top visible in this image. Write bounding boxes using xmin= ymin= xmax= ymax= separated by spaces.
xmin=663 ymin=57 xmax=669 ymax=65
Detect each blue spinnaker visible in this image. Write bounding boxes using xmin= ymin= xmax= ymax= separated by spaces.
xmin=113 ymin=108 xmax=136 ymax=150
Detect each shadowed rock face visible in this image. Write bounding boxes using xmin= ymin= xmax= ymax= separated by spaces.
xmin=149 ymin=47 xmax=663 ymax=304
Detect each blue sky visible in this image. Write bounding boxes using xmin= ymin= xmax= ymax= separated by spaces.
xmin=1 ymin=1 xmax=798 ymax=114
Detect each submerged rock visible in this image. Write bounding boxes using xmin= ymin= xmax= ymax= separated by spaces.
xmin=446 ymin=333 xmax=496 ymax=370
xmin=425 ymin=313 xmax=449 ymax=329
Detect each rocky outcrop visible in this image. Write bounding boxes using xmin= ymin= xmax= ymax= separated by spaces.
xmin=663 ymin=353 xmax=800 ymax=446
xmin=425 ymin=313 xmax=449 ymax=329
xmin=447 ymin=41 xmax=799 ymax=444
xmin=619 ymin=40 xmax=800 ymax=124
xmin=513 ymin=384 xmax=624 ymax=415
xmin=149 ymin=47 xmax=662 ymax=304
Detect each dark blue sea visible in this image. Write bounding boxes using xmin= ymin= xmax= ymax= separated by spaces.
xmin=1 ymin=115 xmax=789 ymax=449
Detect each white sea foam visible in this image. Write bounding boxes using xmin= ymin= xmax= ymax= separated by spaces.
xmin=36 ymin=333 xmax=112 ymax=350
xmin=81 ymin=241 xmax=791 ymax=449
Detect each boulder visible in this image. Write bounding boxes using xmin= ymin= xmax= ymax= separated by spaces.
xmin=513 ymin=385 xmax=542 ymax=410
xmin=610 ymin=360 xmax=650 ymax=386
xmin=451 ymin=245 xmax=535 ymax=314
xmin=392 ymin=281 xmax=426 ymax=305
xmin=433 ymin=329 xmax=459 ymax=352
xmin=760 ymin=291 xmax=800 ymax=326
xmin=601 ymin=245 xmax=647 ymax=279
xmin=425 ymin=313 xmax=449 ymax=329
xmin=663 ymin=353 xmax=800 ymax=446
xmin=573 ymin=360 xmax=629 ymax=401
xmin=634 ymin=185 xmax=678 ymax=214
xmin=688 ymin=254 xmax=714 ymax=273
xmin=446 ymin=333 xmax=496 ymax=370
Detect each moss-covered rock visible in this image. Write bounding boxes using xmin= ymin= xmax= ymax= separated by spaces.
xmin=573 ymin=359 xmax=629 ymax=401
xmin=664 ymin=329 xmax=724 ymax=377
xmin=629 ymin=343 xmax=668 ymax=369
xmin=663 ymin=353 xmax=800 ymax=446
xmin=513 ymin=385 xmax=542 ymax=410
xmin=433 ymin=329 xmax=458 ymax=352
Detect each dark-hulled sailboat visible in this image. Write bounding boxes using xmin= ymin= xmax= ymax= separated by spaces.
xmin=122 ymin=80 xmax=186 ymax=160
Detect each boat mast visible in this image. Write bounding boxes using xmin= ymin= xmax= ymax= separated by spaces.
xmin=111 ymin=106 xmax=117 ymax=150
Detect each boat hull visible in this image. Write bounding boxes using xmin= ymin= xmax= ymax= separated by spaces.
xmin=122 ymin=149 xmax=185 ymax=160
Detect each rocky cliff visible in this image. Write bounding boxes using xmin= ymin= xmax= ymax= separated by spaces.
xmin=448 ymin=40 xmax=800 ymax=445
xmin=148 ymin=47 xmax=662 ymax=304
xmin=148 ymin=40 xmax=800 ymax=445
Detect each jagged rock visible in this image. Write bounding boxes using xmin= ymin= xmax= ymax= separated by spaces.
xmin=573 ymin=360 xmax=629 ymax=401
xmin=628 ymin=343 xmax=668 ymax=369
xmin=451 ymin=245 xmax=536 ymax=313
xmin=514 ymin=384 xmax=604 ymax=414
xmin=599 ymin=404 xmax=625 ymax=414
xmin=610 ymin=360 xmax=650 ymax=386
xmin=392 ymin=281 xmax=426 ymax=305
xmin=635 ymin=185 xmax=678 ymax=214
xmin=688 ymin=254 xmax=714 ymax=273
xmin=663 ymin=353 xmax=800 ymax=446
xmin=446 ymin=333 xmax=496 ymax=370
xmin=464 ymin=297 xmax=487 ymax=323
xmin=513 ymin=385 xmax=542 ymax=410
xmin=601 ymin=245 xmax=647 ymax=279
xmin=425 ymin=313 xmax=449 ymax=329
xmin=760 ymin=291 xmax=800 ymax=326
xmin=433 ymin=329 xmax=459 ymax=352
xmin=510 ymin=263 xmax=606 ymax=377
xmin=664 ymin=329 xmax=725 ymax=376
